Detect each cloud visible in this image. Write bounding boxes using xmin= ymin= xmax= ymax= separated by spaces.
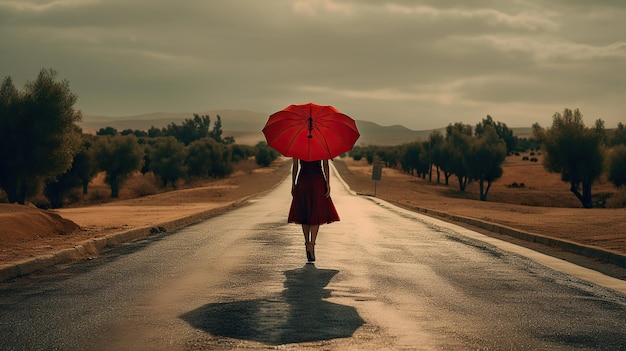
xmin=385 ymin=4 xmax=558 ymax=31
xmin=0 ymin=1 xmax=624 ymax=129
xmin=299 ymin=83 xmax=464 ymax=106
xmin=474 ymin=36 xmax=626 ymax=62
xmin=292 ymin=0 xmax=355 ymax=15
xmin=0 ymin=0 xmax=99 ymax=12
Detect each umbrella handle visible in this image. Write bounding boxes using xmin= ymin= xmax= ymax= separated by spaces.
xmin=308 ymin=117 xmax=313 ymax=138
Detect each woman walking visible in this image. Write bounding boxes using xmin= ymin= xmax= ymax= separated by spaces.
xmin=288 ymin=158 xmax=340 ymax=263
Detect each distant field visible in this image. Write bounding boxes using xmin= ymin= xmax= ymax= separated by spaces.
xmin=475 ymin=152 xmax=622 ymax=208
xmin=340 ymin=152 xmax=624 ymax=209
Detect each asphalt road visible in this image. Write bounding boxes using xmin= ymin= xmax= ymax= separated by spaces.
xmin=1 ymin=167 xmax=625 ymax=350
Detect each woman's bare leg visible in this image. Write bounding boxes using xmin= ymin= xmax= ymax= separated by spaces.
xmin=309 ymin=225 xmax=319 ymax=244
xmin=301 ymin=224 xmax=314 ymax=262
xmin=301 ymin=224 xmax=311 ymax=242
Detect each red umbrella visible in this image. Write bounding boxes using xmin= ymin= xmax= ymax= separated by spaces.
xmin=262 ymin=103 xmax=360 ymax=162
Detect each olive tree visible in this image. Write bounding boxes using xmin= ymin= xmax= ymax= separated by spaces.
xmin=427 ymin=130 xmax=444 ymax=183
xmin=44 ymin=151 xmax=83 ymax=208
xmin=230 ymin=144 xmax=254 ymax=162
xmin=166 ymin=114 xmax=210 ymax=145
xmin=475 ymin=115 xmax=516 ymax=154
xmin=254 ymin=141 xmax=280 ymax=167
xmin=94 ymin=135 xmax=144 ymax=198
xmin=467 ymin=125 xmax=507 ymax=201
xmin=45 ymin=134 xmax=99 ymax=204
xmin=0 ymin=69 xmax=82 ymax=204
xmin=74 ymin=135 xmax=99 ymax=195
xmin=607 ymin=145 xmax=626 ymax=188
xmin=609 ymin=122 xmax=626 ymax=146
xmin=187 ymin=137 xmax=234 ymax=178
xmin=435 ymin=141 xmax=455 ymax=186
xmin=445 ymin=122 xmax=473 ymax=191
xmin=399 ymin=142 xmax=423 ymax=176
xmin=534 ymin=108 xmax=604 ymax=208
xmin=186 ymin=138 xmax=217 ymax=177
xmin=148 ymin=136 xmax=186 ymax=188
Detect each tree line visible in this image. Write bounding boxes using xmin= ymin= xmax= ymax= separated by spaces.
xmin=0 ymin=69 xmax=280 ymax=207
xmin=351 ymin=111 xmax=626 ymax=208
xmin=3 ymin=69 xmax=623 ymax=209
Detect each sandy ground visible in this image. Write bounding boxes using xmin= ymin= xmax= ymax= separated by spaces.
xmin=0 ymin=156 xmax=624 ymax=270
xmin=333 ymin=158 xmax=626 ymax=256
xmin=0 ymin=159 xmax=291 ymax=264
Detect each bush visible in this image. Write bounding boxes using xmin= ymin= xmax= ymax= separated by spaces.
xmin=130 ymin=174 xmax=161 ymax=197
xmin=65 ymin=189 xmax=82 ymax=204
xmin=27 ymin=193 xmax=51 ymax=209
xmin=231 ymin=144 xmax=255 ymax=162
xmin=148 ymin=136 xmax=186 ymax=188
xmin=255 ymin=142 xmax=279 ymax=167
xmin=186 ymin=138 xmax=234 ymax=178
xmin=607 ymin=145 xmax=626 ymax=188
xmin=89 ymin=190 xmax=107 ymax=202
xmin=606 ymin=189 xmax=626 ymax=208
xmin=93 ymin=135 xmax=145 ymax=198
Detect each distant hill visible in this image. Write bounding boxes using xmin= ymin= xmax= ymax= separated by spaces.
xmin=354 ymin=120 xmax=439 ymax=146
xmin=81 ymin=110 xmax=532 ymax=146
xmin=81 ymin=109 xmax=268 ymax=133
xmin=510 ymin=127 xmax=533 ymax=138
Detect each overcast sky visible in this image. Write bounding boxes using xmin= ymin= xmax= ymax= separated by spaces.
xmin=1 ymin=0 xmax=625 ymax=130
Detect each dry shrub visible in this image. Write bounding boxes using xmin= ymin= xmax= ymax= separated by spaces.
xmin=236 ymin=158 xmax=260 ymax=174
xmin=606 ymin=188 xmax=626 ymax=208
xmin=65 ymin=189 xmax=82 ymax=204
xmin=28 ymin=194 xmax=51 ymax=209
xmin=74 ymin=172 xmax=164 ymax=203
xmin=125 ymin=172 xmax=161 ymax=197
xmin=130 ymin=183 xmax=159 ymax=198
xmin=89 ymin=190 xmax=107 ymax=202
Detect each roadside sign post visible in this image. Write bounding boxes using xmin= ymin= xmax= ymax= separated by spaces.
xmin=372 ymin=162 xmax=382 ymax=197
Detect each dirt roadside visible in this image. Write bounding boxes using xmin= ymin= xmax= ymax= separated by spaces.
xmin=0 ymin=159 xmax=292 ymax=277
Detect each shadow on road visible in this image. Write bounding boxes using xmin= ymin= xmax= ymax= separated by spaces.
xmin=180 ymin=264 xmax=364 ymax=345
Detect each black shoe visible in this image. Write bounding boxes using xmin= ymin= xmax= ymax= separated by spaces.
xmin=305 ymin=242 xmax=315 ymax=263
xmin=306 ymin=250 xmax=315 ymax=263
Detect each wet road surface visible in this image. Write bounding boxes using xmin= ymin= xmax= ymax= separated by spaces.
xmin=1 ymin=166 xmax=626 ymax=350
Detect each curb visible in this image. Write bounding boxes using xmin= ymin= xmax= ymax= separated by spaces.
xmin=0 ymin=198 xmax=251 ymax=282
xmin=369 ymin=196 xmax=626 ymax=269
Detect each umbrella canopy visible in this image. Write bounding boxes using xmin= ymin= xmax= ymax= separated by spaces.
xmin=262 ymin=103 xmax=360 ymax=162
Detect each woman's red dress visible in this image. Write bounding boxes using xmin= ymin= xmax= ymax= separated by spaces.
xmin=288 ymin=160 xmax=340 ymax=225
